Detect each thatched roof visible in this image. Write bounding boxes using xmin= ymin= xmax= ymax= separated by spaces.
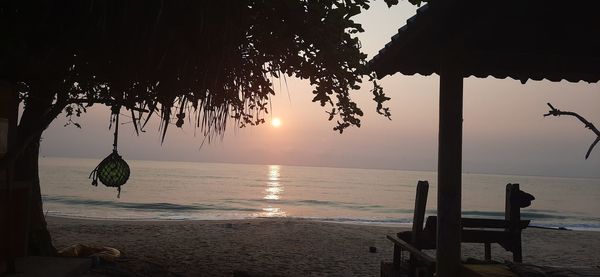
xmin=370 ymin=1 xmax=600 ymax=83
xmin=368 ymin=2 xmax=600 ymax=275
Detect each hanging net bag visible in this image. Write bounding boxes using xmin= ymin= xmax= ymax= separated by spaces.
xmin=90 ymin=105 xmax=130 ymax=198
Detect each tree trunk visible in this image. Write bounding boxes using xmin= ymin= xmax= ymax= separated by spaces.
xmin=14 ymin=132 xmax=55 ymax=256
xmin=15 ymin=87 xmax=59 ymax=256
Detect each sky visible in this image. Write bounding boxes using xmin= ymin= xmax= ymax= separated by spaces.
xmin=39 ymin=1 xmax=600 ymax=178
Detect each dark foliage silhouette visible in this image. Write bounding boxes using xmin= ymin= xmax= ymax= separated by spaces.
xmin=1 ymin=0 xmax=397 ymax=255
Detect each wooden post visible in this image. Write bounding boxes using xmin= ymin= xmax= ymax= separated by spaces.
xmin=506 ymin=183 xmax=522 ymax=262
xmin=436 ymin=64 xmax=463 ymax=277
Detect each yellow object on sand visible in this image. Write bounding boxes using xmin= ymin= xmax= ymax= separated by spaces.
xmin=461 ymin=264 xmax=518 ymax=277
xmin=58 ymin=244 xmax=121 ymax=262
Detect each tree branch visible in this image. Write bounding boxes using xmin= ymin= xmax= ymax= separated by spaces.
xmin=587 ymin=137 xmax=600 ymax=159
xmin=0 ymin=95 xmax=153 ymax=171
xmin=0 ymin=98 xmax=67 ymax=171
xmin=65 ymin=98 xmax=149 ymax=113
xmin=544 ymin=103 xmax=600 ymax=159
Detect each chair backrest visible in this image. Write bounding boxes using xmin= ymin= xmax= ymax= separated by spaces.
xmin=419 ymin=183 xmax=532 ymax=262
xmin=411 ymin=181 xmax=429 ymax=248
xmin=505 ymin=183 xmax=534 ymax=262
xmin=505 ymin=183 xmax=520 ymax=230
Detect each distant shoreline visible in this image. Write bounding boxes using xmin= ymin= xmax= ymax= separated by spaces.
xmin=39 ymin=155 xmax=600 ymax=180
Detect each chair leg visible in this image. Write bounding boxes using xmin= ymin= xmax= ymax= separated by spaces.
xmin=393 ymin=244 xmax=403 ymax=269
xmin=416 ymin=266 xmax=433 ymax=277
xmin=513 ymin=239 xmax=522 ymax=263
xmin=6 ymin=258 xmax=16 ymax=274
xmin=484 ymin=243 xmax=491 ymax=261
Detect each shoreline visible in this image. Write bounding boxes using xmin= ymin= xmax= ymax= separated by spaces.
xmin=45 ymin=215 xmax=600 ymax=232
xmin=46 ymin=214 xmax=414 ymax=227
xmin=47 ymin=216 xmax=600 ymax=276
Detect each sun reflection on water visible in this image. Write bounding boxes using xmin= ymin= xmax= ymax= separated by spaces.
xmin=259 ymin=165 xmax=286 ymax=217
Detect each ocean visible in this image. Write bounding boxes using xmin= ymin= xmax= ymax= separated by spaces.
xmin=40 ymin=157 xmax=600 ymax=231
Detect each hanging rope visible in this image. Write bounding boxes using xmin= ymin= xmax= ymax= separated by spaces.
xmin=90 ymin=105 xmax=131 ymax=198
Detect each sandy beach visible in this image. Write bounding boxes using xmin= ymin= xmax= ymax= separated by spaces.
xmin=47 ymin=216 xmax=600 ymax=276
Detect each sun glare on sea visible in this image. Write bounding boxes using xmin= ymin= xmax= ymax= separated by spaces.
xmin=271 ymin=117 xmax=282 ymax=128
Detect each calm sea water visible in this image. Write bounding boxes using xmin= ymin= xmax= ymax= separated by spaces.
xmin=39 ymin=157 xmax=600 ymax=230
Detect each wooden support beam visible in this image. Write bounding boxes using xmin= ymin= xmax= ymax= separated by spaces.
xmin=436 ymin=64 xmax=463 ymax=277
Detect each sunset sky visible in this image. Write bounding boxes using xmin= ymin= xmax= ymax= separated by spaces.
xmin=39 ymin=1 xmax=600 ymax=178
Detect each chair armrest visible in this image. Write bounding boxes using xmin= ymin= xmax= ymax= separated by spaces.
xmin=386 ymin=235 xmax=436 ymax=266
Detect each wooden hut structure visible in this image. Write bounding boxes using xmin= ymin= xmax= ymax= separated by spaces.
xmin=369 ymin=1 xmax=600 ymax=276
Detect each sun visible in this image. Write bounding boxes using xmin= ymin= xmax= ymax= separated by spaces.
xmin=271 ymin=117 xmax=282 ymax=128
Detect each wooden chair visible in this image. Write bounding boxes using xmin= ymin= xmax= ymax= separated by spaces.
xmin=381 ymin=182 xmax=533 ymax=277
xmin=381 ymin=180 xmax=435 ymax=277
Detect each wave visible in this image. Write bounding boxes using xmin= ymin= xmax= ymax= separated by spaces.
xmin=460 ymin=210 xmax=600 ymax=222
xmin=461 ymin=210 xmax=567 ymax=219
xmin=44 ymin=195 xmax=599 ymax=221
xmin=42 ymin=195 xmax=262 ymax=212
xmin=222 ymin=198 xmax=392 ymax=211
xmin=43 ymin=195 xmax=600 ymax=231
xmin=278 ymin=216 xmax=414 ymax=225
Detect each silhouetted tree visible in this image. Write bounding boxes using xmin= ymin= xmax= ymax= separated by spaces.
xmin=0 ymin=1 xmax=398 ymax=255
